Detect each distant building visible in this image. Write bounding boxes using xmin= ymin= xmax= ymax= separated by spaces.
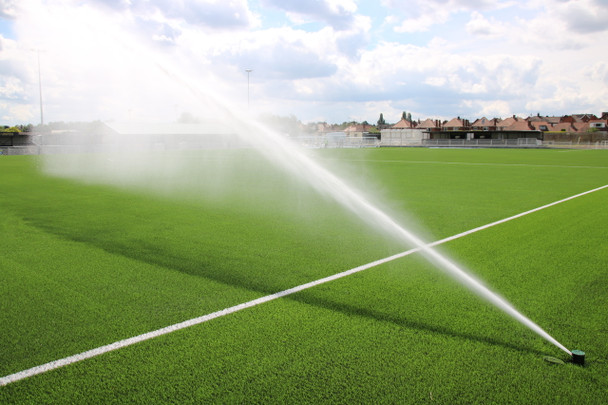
xmin=344 ymin=123 xmax=376 ymax=138
xmin=471 ymin=117 xmax=498 ymax=131
xmin=442 ymin=117 xmax=470 ymax=131
xmin=391 ymin=118 xmax=416 ymax=129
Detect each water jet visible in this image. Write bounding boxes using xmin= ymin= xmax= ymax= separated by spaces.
xmin=26 ymin=0 xmax=574 ymax=358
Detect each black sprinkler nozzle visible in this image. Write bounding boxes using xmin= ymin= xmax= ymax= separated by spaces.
xmin=571 ymin=350 xmax=585 ymax=366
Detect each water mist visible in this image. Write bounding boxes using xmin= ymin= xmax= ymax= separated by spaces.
xmin=24 ymin=0 xmax=572 ymax=357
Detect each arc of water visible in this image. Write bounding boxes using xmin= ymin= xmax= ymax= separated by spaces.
xmin=236 ymin=123 xmax=572 ymax=355
xmin=37 ymin=20 xmax=573 ymax=355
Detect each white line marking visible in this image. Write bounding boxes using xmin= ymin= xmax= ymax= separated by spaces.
xmin=329 ymin=158 xmax=608 ymax=170
xmin=2 ymin=184 xmax=607 ymax=386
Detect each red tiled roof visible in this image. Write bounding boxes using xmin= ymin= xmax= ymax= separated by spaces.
xmin=391 ymin=118 xmax=416 ymax=129
xmin=417 ymin=118 xmax=438 ymax=129
xmin=551 ymin=122 xmax=577 ymax=132
xmin=572 ymin=114 xmax=598 ymax=122
xmin=497 ymin=116 xmax=519 ymax=128
xmin=530 ymin=121 xmax=550 ymax=131
xmin=504 ymin=120 xmax=534 ymax=131
xmin=443 ymin=117 xmax=465 ymax=128
xmin=471 ymin=117 xmax=497 ymax=127
xmin=471 ymin=117 xmax=487 ymax=126
xmin=576 ymin=122 xmax=590 ymax=132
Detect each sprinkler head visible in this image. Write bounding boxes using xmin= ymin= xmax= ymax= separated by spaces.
xmin=571 ymin=350 xmax=585 ymax=366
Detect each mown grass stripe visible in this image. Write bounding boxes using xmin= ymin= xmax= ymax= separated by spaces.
xmin=1 ymin=183 xmax=606 ymax=387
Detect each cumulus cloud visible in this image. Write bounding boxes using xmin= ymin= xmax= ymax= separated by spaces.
xmin=387 ymin=0 xmax=509 ymax=33
xmin=1 ymin=102 xmax=34 ymax=122
xmin=92 ymin=0 xmax=257 ymax=30
xmin=505 ymin=0 xmax=608 ymax=51
xmin=1 ymin=0 xmax=607 ymax=125
xmin=260 ymin=0 xmax=358 ymax=30
xmin=553 ymin=0 xmax=608 ymax=33
xmin=0 ymin=35 xmax=31 ymax=103
xmin=228 ymin=40 xmax=338 ymax=80
xmin=587 ymin=62 xmax=608 ymax=86
xmin=517 ymin=0 xmax=608 ymax=48
xmin=0 ymin=76 xmax=24 ymax=99
xmin=466 ymin=11 xmax=504 ymax=37
xmin=0 ymin=0 xmax=17 ymax=19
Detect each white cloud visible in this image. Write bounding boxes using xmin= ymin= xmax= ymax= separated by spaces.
xmin=0 ymin=34 xmax=33 ymax=107
xmin=0 ymin=0 xmax=17 ymax=19
xmin=467 ymin=99 xmax=513 ymax=118
xmin=1 ymin=0 xmax=607 ymax=125
xmin=515 ymin=0 xmax=608 ymax=47
xmin=466 ymin=11 xmax=504 ymax=37
xmin=260 ymin=0 xmax=358 ymax=30
xmin=90 ymin=0 xmax=258 ymax=30
xmin=552 ymin=0 xmax=608 ymax=34
xmin=1 ymin=102 xmax=34 ymax=121
xmin=388 ymin=0 xmax=510 ymax=33
xmin=587 ymin=62 xmax=608 ymax=86
xmin=0 ymin=76 xmax=23 ymax=98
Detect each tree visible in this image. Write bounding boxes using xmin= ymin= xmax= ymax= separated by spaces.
xmin=18 ymin=124 xmax=34 ymax=132
xmin=401 ymin=111 xmax=407 ymax=121
xmin=406 ymin=112 xmax=412 ymax=122
xmin=377 ymin=113 xmax=386 ymax=128
xmin=1 ymin=126 xmax=20 ymax=133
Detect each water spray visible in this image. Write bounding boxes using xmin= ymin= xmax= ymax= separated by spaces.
xmin=27 ymin=0 xmax=574 ymax=357
xmin=232 ymin=119 xmax=574 ymax=356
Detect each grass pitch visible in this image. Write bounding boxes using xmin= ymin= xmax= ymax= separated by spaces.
xmin=1 ymin=148 xmax=607 ymax=403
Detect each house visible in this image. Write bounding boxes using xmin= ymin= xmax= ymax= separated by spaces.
xmin=530 ymin=121 xmax=578 ymax=133
xmin=442 ymin=117 xmax=470 ymax=131
xmin=571 ymin=114 xmax=598 ymax=122
xmin=544 ymin=116 xmax=562 ymax=125
xmin=391 ymin=118 xmax=416 ymax=129
xmin=551 ymin=122 xmax=578 ymax=132
xmin=344 ymin=123 xmax=376 ymax=138
xmin=471 ymin=117 xmax=497 ymax=131
xmin=496 ymin=116 xmax=522 ymax=130
xmin=316 ymin=122 xmax=333 ymax=133
xmin=417 ymin=118 xmax=441 ymax=130
xmin=530 ymin=121 xmax=551 ymax=132
xmin=559 ymin=115 xmax=576 ymax=124
xmin=588 ymin=119 xmax=607 ymax=130
xmin=505 ymin=120 xmax=535 ymax=131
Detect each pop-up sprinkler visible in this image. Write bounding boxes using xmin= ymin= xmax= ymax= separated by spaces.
xmin=571 ymin=350 xmax=585 ymax=366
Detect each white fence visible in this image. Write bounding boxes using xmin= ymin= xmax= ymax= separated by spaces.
xmin=421 ymin=138 xmax=543 ymax=147
xmin=294 ymin=135 xmax=380 ymax=148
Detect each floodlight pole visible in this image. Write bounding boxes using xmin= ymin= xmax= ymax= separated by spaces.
xmin=31 ymin=49 xmax=44 ymax=126
xmin=245 ymin=69 xmax=253 ymax=110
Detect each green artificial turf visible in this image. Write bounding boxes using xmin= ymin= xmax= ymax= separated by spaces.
xmin=1 ymin=147 xmax=607 ymax=404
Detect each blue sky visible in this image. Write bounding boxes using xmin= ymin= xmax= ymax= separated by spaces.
xmin=1 ymin=0 xmax=607 ymax=125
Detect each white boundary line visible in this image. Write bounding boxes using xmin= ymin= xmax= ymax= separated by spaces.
xmin=333 ymin=159 xmax=608 ymax=170
xmin=2 ymin=184 xmax=607 ymax=387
